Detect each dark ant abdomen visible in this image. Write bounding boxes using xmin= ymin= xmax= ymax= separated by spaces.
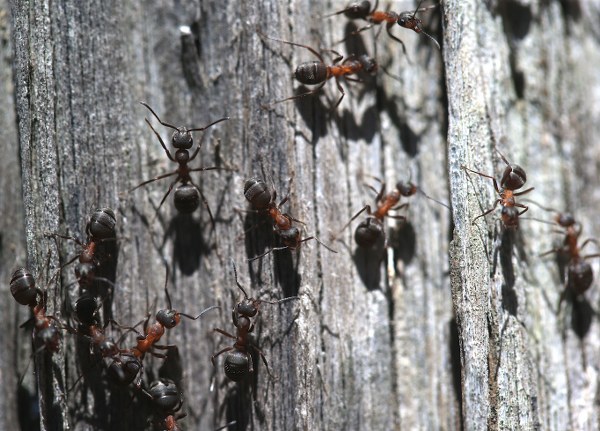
xmin=295 ymin=61 xmax=328 ymax=85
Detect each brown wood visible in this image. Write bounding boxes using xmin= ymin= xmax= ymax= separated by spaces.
xmin=1 ymin=0 xmax=599 ymax=430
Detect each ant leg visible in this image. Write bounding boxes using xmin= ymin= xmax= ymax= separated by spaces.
xmin=321 ymin=49 xmax=344 ymax=64
xmin=335 ymin=205 xmax=372 ymax=239
xmin=256 ymin=29 xmax=325 ymax=63
xmin=144 ymin=118 xmax=175 ymax=161
xmin=261 ymin=81 xmax=328 ymax=109
xmin=332 ymin=78 xmax=346 ymax=109
xmin=130 ymin=171 xmax=178 ymax=192
xmin=300 ymin=236 xmax=338 ymax=254
xmin=391 ymin=203 xmax=409 ymax=211
xmin=248 ymin=246 xmax=290 ymax=262
xmin=580 ymin=238 xmax=600 ymax=252
xmin=154 ymin=178 xmax=180 ymax=216
xmin=462 ymin=165 xmax=501 ymax=194
xmin=213 ymin=328 xmax=237 ymax=340
xmin=539 ymin=247 xmax=561 ymax=257
xmin=251 ymin=345 xmax=272 ymax=377
xmin=514 ymin=187 xmax=535 ymax=196
xmin=515 ymin=203 xmax=529 ymax=216
xmin=385 ymin=22 xmax=409 ymax=61
xmin=190 ymin=179 xmax=215 ymax=231
xmin=211 ymin=346 xmax=234 ymax=366
xmin=471 ymin=199 xmax=501 ymax=225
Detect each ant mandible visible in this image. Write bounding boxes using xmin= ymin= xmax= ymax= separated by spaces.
xmin=211 ymin=262 xmax=297 ymax=382
xmin=461 ymin=151 xmax=534 ymax=229
xmin=336 ymin=178 xmax=418 ymax=248
xmin=326 ymin=0 xmax=441 ymax=53
xmin=244 ymin=177 xmax=337 ymax=260
xmin=131 ymin=102 xmax=229 ymax=224
xmin=256 ymin=30 xmax=378 ymax=109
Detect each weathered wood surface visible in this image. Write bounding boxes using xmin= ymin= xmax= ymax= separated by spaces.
xmin=0 ymin=0 xmax=598 ymax=430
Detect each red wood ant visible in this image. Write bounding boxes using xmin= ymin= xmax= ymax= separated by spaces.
xmin=211 ymin=262 xmax=297 ymax=382
xmin=461 ymin=151 xmax=534 ymax=229
xmin=49 ymin=207 xmax=117 ymax=288
xmin=131 ymin=102 xmax=229 ymax=223
xmin=10 ymin=268 xmax=61 ymax=353
xmin=535 ymin=208 xmax=600 ymax=310
xmin=336 ymin=178 xmax=418 ymax=248
xmin=244 ymin=177 xmax=337 ymax=260
xmin=256 ymin=30 xmax=378 ymax=109
xmin=326 ymin=0 xmax=441 ymax=53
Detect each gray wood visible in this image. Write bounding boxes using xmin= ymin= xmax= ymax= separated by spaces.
xmin=3 ymin=0 xmax=600 ymax=430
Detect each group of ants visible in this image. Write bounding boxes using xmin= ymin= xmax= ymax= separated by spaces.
xmin=10 ymin=1 xmax=600 ymax=430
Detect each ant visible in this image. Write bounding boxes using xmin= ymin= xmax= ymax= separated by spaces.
xmin=535 ymin=208 xmax=600 ymax=310
xmin=211 ymin=262 xmax=297 ymax=382
xmin=127 ymin=271 xmax=218 ymax=380
xmin=49 ymin=207 xmax=117 ymax=288
xmin=243 ymin=177 xmax=337 ymax=260
xmin=10 ymin=268 xmax=61 ymax=354
xmin=256 ymin=30 xmax=378 ymax=109
xmin=336 ymin=178 xmax=418 ymax=248
xmin=131 ymin=102 xmax=229 ymax=224
xmin=326 ymin=0 xmax=441 ymax=53
xmin=461 ymin=151 xmax=534 ymax=229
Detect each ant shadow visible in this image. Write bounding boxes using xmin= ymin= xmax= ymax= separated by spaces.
xmin=448 ymin=317 xmax=463 ymax=429
xmin=492 ymin=227 xmax=528 ymax=317
xmin=352 ymin=239 xmax=385 ymax=291
xmin=222 ymin=383 xmax=251 ymax=431
xmin=389 ymin=222 xmax=417 ymax=268
xmin=161 ymin=213 xmax=210 ymax=276
xmin=17 ymin=383 xmax=40 ymax=431
xmin=561 ymin=291 xmax=594 ymax=339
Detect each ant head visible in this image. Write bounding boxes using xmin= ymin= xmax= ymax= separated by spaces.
xmin=156 ymin=309 xmax=180 ymax=329
xmin=75 ymin=294 xmax=100 ymax=326
xmin=10 ymin=268 xmax=40 ymax=307
xmin=171 ymin=130 xmax=194 ymax=150
xmin=501 ymin=206 xmax=520 ymax=228
xmin=105 ymin=352 xmax=142 ymax=386
xmin=224 ymin=350 xmax=250 ymax=382
xmin=295 ymin=61 xmax=328 ymax=85
xmin=343 ymin=1 xmax=372 ymax=19
xmin=396 ymin=181 xmax=417 ymax=197
xmin=556 ymin=212 xmax=576 ymax=228
xmin=237 ymin=299 xmax=259 ymax=318
xmin=147 ymin=379 xmax=182 ymax=413
xmin=355 ymin=218 xmax=384 ymax=248
xmin=568 ymin=261 xmax=593 ymax=295
xmin=358 ymin=55 xmax=378 ymax=74
xmin=398 ymin=11 xmax=422 ymax=32
xmin=244 ymin=177 xmax=272 ymax=209
xmin=174 ymin=183 xmax=200 ymax=213
xmin=87 ymin=207 xmax=116 ymax=240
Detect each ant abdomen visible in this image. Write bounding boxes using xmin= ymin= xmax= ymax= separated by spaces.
xmin=355 ymin=218 xmax=384 ymax=248
xmin=75 ymin=294 xmax=100 ymax=327
xmin=105 ymin=352 xmax=142 ymax=386
xmin=344 ymin=1 xmax=371 ymax=19
xmin=174 ymin=184 xmax=200 ymax=213
xmin=87 ymin=207 xmax=117 ymax=240
xmin=244 ymin=177 xmax=271 ymax=209
xmin=10 ymin=268 xmax=39 ymax=307
xmin=295 ymin=61 xmax=328 ymax=85
xmin=224 ymin=350 xmax=250 ymax=382
xmin=147 ymin=379 xmax=182 ymax=412
xmin=567 ymin=261 xmax=593 ymax=295
xmin=500 ymin=164 xmax=527 ymax=190
xmin=279 ymin=227 xmax=301 ymax=247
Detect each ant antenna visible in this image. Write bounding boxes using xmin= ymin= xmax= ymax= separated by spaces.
xmin=163 ymin=267 xmax=172 ymax=310
xmin=231 ymin=259 xmax=250 ymax=299
xmin=140 ymin=101 xmax=179 ymax=131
